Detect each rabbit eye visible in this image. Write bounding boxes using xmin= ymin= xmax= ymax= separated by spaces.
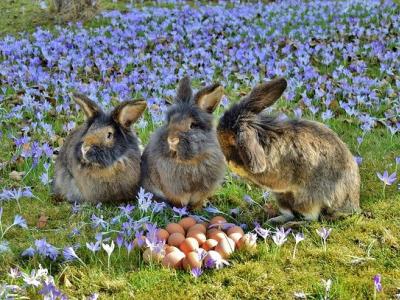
xmin=107 ymin=132 xmax=113 ymax=139
xmin=190 ymin=123 xmax=198 ymax=129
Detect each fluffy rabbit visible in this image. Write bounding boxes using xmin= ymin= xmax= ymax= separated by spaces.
xmin=217 ymin=78 xmax=360 ymax=223
xmin=141 ymin=76 xmax=226 ymax=209
xmin=53 ymin=93 xmax=147 ymax=204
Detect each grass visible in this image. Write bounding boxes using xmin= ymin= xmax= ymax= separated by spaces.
xmin=0 ymin=1 xmax=399 ymax=299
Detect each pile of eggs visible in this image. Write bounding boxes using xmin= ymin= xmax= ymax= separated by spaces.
xmin=142 ymin=216 xmax=257 ymax=270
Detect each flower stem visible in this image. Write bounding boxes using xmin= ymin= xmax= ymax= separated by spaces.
xmin=1 ymin=224 xmax=14 ymax=239
xmin=292 ymin=244 xmax=298 ymax=259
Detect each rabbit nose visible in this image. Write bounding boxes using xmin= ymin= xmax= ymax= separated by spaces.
xmin=168 ymin=137 xmax=179 ymax=151
xmin=81 ymin=144 xmax=91 ymax=156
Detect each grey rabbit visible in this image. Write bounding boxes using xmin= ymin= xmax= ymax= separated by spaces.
xmin=53 ymin=93 xmax=147 ymax=204
xmin=217 ymin=78 xmax=360 ymax=223
xmin=140 ymin=76 xmax=226 ymax=209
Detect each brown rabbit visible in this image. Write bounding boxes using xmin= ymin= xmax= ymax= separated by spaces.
xmin=140 ymin=76 xmax=226 ymax=209
xmin=217 ymin=78 xmax=360 ymax=224
xmin=53 ymin=93 xmax=147 ymax=204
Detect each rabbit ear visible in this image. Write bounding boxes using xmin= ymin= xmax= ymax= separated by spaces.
xmin=71 ymin=92 xmax=102 ymax=119
xmin=112 ymin=100 xmax=147 ymax=129
xmin=244 ymin=78 xmax=287 ymax=113
xmin=194 ymin=83 xmax=224 ymax=113
xmin=237 ymin=126 xmax=266 ymax=174
xmin=176 ymin=76 xmax=193 ymax=103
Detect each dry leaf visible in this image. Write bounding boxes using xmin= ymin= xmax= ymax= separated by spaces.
xmin=9 ymin=170 xmax=25 ymax=181
xmin=37 ymin=213 xmax=49 ymax=229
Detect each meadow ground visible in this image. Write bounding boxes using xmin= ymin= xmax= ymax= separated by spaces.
xmin=0 ymin=0 xmax=399 ymax=299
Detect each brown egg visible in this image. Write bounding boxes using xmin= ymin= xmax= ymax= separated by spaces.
xmin=208 ymin=230 xmax=228 ymax=242
xmin=187 ymin=230 xmax=207 ymax=245
xmin=229 ymin=232 xmax=243 ymax=244
xmin=143 ymin=248 xmax=164 ymax=263
xmin=204 ymin=250 xmax=222 ymax=268
xmin=166 ymin=223 xmax=185 ymax=235
xmin=237 ymin=233 xmax=257 ymax=252
xmin=182 ymin=251 xmax=203 ymax=270
xmin=156 ymin=229 xmax=170 ymax=241
xmin=187 ymin=223 xmax=207 ymax=234
xmin=162 ymin=251 xmax=186 ymax=269
xmin=133 ymin=235 xmax=146 ymax=248
xmin=202 ymin=239 xmax=218 ymax=251
xmin=165 ymin=245 xmax=180 ymax=254
xmin=210 ymin=216 xmax=227 ymax=225
xmin=168 ymin=232 xmax=185 ymax=247
xmin=227 ymin=226 xmax=244 ymax=236
xmin=215 ymin=236 xmax=235 ymax=258
xmin=179 ymin=237 xmax=199 ymax=254
xmin=178 ymin=217 xmax=197 ymax=231
xmin=206 ymin=228 xmax=220 ymax=235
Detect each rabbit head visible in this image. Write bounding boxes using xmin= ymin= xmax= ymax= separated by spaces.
xmin=163 ymin=76 xmax=224 ymax=161
xmin=217 ymin=78 xmax=287 ymax=174
xmin=72 ymin=93 xmax=147 ymax=167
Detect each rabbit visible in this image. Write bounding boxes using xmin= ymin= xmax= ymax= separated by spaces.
xmin=217 ymin=78 xmax=360 ymax=224
xmin=53 ymin=93 xmax=147 ymax=204
xmin=140 ymin=76 xmax=226 ymax=209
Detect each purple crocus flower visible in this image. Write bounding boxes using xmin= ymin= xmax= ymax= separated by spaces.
xmin=190 ymin=267 xmax=203 ymax=278
xmin=124 ymin=240 xmax=134 ymax=254
xmin=243 ymin=194 xmax=256 ymax=205
xmin=203 ymin=205 xmax=223 ymax=214
xmin=35 ymin=239 xmax=59 ymax=261
xmin=373 ymin=274 xmax=382 ymax=292
xmin=316 ymin=227 xmax=332 ymax=241
xmin=63 ymin=246 xmax=79 ymax=261
xmin=118 ymin=204 xmax=135 ymax=216
xmin=21 ymin=247 xmax=36 ymax=257
xmin=86 ymin=241 xmax=101 ymax=254
xmin=13 ymin=215 xmax=28 ymax=229
xmin=172 ymin=206 xmax=188 ymax=217
xmin=316 ymin=227 xmax=332 ymax=251
xmin=272 ymin=227 xmax=291 ymax=247
xmin=254 ymin=223 xmax=270 ymax=240
xmin=71 ymin=202 xmax=81 ymax=214
xmin=377 ymin=171 xmax=397 ymax=185
xmin=115 ymin=235 xmax=124 ymax=249
xmin=354 ymin=156 xmax=363 ymax=165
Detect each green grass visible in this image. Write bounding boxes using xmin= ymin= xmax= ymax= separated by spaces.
xmin=0 ymin=1 xmax=400 ymax=300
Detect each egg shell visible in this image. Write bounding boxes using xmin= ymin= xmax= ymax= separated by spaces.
xmin=143 ymin=248 xmax=164 ymax=263
xmin=167 ymin=232 xmax=185 ymax=247
xmin=165 ymin=245 xmax=180 ymax=254
xmin=187 ymin=230 xmax=207 ymax=245
xmin=226 ymin=226 xmax=244 ymax=236
xmin=179 ymin=237 xmax=199 ymax=254
xmin=187 ymin=223 xmax=207 ymax=234
xmin=162 ymin=251 xmax=186 ymax=269
xmin=208 ymin=230 xmax=228 ymax=242
xmin=182 ymin=251 xmax=203 ymax=270
xmin=237 ymin=233 xmax=257 ymax=252
xmin=229 ymin=232 xmax=243 ymax=244
xmin=156 ymin=229 xmax=170 ymax=241
xmin=178 ymin=217 xmax=197 ymax=231
xmin=204 ymin=250 xmax=222 ymax=268
xmin=215 ymin=236 xmax=235 ymax=258
xmin=210 ymin=216 xmax=227 ymax=225
xmin=133 ymin=236 xmax=146 ymax=248
xmin=202 ymin=239 xmax=218 ymax=251
xmin=166 ymin=223 xmax=185 ymax=235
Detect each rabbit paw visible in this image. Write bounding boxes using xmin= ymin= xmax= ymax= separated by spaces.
xmin=267 ymin=214 xmax=295 ymax=225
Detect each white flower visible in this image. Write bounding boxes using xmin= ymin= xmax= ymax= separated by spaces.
xmin=102 ymin=241 xmax=115 ymax=257
xmin=22 ymin=270 xmax=41 ymax=287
